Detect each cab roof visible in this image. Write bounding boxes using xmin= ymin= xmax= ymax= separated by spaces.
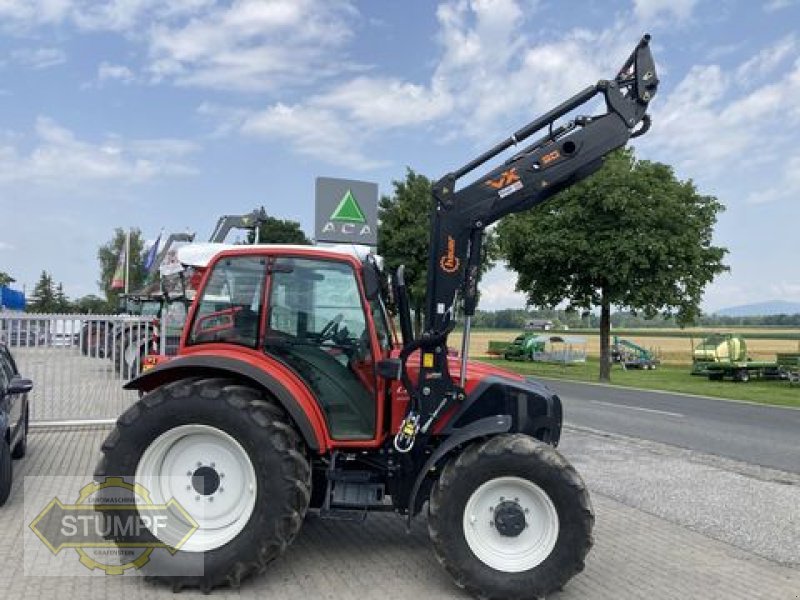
xmin=177 ymin=242 xmax=377 ymax=269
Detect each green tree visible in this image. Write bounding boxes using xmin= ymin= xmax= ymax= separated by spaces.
xmin=73 ymin=294 xmax=110 ymax=314
xmin=97 ymin=228 xmax=147 ymax=306
xmin=28 ymin=271 xmax=57 ymax=313
xmin=54 ymin=282 xmax=72 ymax=313
xmin=246 ymin=214 xmax=311 ymax=245
xmin=378 ymin=168 xmax=497 ymax=336
xmin=0 ymin=271 xmax=15 ymax=287
xmin=498 ymin=148 xmax=728 ymax=381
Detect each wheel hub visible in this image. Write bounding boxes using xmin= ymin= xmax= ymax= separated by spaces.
xmin=192 ymin=465 xmax=221 ymax=496
xmin=493 ymin=500 xmax=526 ymax=537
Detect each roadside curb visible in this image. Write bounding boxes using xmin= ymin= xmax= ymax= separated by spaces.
xmin=529 ymin=374 xmax=800 ymax=411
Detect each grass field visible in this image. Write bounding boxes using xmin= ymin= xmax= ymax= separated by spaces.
xmin=476 ymin=357 xmax=800 ymax=408
xmin=451 ymin=329 xmax=800 ymax=365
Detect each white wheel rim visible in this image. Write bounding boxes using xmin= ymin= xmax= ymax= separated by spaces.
xmin=135 ymin=424 xmax=257 ymax=552
xmin=463 ymin=476 xmax=559 ymax=573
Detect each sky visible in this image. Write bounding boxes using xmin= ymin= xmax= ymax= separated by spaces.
xmin=0 ymin=0 xmax=798 ymax=313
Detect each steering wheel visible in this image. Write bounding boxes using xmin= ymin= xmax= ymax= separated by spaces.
xmin=318 ymin=313 xmax=344 ymax=342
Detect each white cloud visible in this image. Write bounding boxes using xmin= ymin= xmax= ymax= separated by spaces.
xmin=97 ymin=62 xmax=136 ymax=84
xmin=632 ymin=0 xmax=698 ymax=21
xmin=0 ymin=0 xmax=213 ymax=32
xmin=644 ymin=43 xmax=800 ymax=180
xmin=241 ymin=104 xmax=388 ymax=170
xmin=9 ymin=47 xmax=67 ymax=69
xmin=736 ymin=35 xmax=796 ymax=85
xmin=317 ymin=77 xmax=453 ymax=128
xmin=237 ymin=0 xmax=638 ymax=167
xmin=479 ymin=264 xmax=527 ymax=310
xmin=431 ymin=2 xmax=634 ymax=139
xmin=0 ymin=117 xmax=200 ymax=187
xmin=146 ymin=0 xmax=359 ymax=92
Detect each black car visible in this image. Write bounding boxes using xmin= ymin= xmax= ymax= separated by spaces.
xmin=0 ymin=343 xmax=32 ymax=506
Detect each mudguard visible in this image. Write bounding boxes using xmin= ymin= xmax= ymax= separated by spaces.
xmin=445 ymin=376 xmax=563 ymax=445
xmin=407 ymin=414 xmax=512 ymax=526
xmin=124 ymin=354 xmax=323 ymax=451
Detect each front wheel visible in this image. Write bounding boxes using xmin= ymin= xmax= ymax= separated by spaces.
xmin=95 ymin=378 xmax=311 ymax=591
xmin=428 ymin=434 xmax=593 ymax=599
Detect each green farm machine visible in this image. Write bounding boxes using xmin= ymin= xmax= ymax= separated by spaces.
xmin=691 ymin=333 xmax=781 ymax=382
xmin=611 ymin=336 xmax=659 ymax=369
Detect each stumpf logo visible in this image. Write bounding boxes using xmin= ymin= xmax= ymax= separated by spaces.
xmin=321 ymin=189 xmax=373 ymax=239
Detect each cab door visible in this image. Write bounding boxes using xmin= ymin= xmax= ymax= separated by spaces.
xmin=263 ymin=257 xmax=381 ymax=441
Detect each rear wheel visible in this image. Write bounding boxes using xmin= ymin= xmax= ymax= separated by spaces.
xmin=95 ymin=377 xmax=311 ymax=591
xmin=735 ymin=369 xmax=751 ymax=383
xmin=428 ymin=434 xmax=593 ymax=599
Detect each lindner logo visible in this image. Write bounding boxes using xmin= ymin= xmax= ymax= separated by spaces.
xmin=439 ymin=235 xmax=460 ymax=274
xmin=321 ymin=189 xmax=373 ymax=238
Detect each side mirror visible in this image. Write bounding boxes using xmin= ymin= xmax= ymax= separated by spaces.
xmin=377 ymin=358 xmax=402 ymax=381
xmin=8 ymin=377 xmax=33 ymax=395
xmin=362 ymin=258 xmax=382 ymax=301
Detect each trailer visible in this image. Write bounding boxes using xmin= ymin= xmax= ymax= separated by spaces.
xmin=691 ymin=333 xmax=781 ymax=382
xmin=611 ymin=335 xmax=659 ymax=369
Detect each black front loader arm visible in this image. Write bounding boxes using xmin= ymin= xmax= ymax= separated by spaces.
xmin=393 ymin=35 xmax=658 ymax=451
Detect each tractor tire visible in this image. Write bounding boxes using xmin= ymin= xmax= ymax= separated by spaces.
xmin=735 ymin=369 xmax=751 ymax=383
xmin=0 ymin=437 xmax=12 ymax=506
xmin=11 ymin=405 xmax=29 ymax=459
xmin=95 ymin=377 xmax=311 ymax=591
xmin=428 ymin=434 xmax=593 ymax=600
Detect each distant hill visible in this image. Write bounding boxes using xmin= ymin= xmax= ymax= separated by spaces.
xmin=715 ymin=300 xmax=800 ymax=317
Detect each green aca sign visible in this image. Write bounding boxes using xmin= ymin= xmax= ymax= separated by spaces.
xmin=315 ymin=177 xmax=378 ymax=246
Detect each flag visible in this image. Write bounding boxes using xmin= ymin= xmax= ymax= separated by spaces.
xmin=111 ymin=245 xmax=126 ymax=290
xmin=144 ymin=231 xmax=162 ymax=273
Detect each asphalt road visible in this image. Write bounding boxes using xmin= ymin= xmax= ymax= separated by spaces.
xmin=540 ymin=378 xmax=800 ymax=474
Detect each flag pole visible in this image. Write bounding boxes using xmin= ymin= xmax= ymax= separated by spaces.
xmin=124 ymin=228 xmax=131 ymax=295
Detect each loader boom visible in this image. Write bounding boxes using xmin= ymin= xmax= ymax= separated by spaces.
xmin=209 ymin=207 xmax=269 ymax=243
xmin=394 ymin=34 xmax=659 ymax=450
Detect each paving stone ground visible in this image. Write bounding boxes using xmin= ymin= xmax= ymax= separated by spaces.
xmin=1 ymin=426 xmax=797 ymax=600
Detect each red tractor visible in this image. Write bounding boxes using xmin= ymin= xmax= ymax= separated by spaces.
xmin=96 ymin=36 xmax=657 ymax=598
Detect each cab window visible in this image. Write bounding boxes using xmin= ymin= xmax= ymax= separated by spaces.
xmin=188 ymin=256 xmax=266 ymax=348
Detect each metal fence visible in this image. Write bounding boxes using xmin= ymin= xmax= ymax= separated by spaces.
xmin=0 ymin=313 xmax=156 ymax=425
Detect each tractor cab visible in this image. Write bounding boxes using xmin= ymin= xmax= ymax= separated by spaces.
xmin=181 ymin=245 xmax=393 ymax=443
